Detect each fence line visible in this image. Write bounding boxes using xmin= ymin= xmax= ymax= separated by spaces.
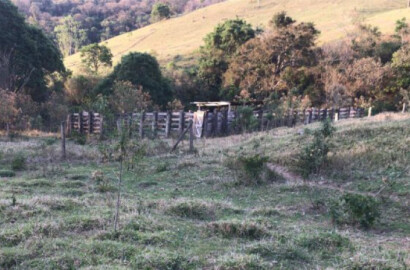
xmin=66 ymin=107 xmax=365 ymax=138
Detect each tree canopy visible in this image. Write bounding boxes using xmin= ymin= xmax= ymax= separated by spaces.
xmin=223 ymin=17 xmax=320 ymax=101
xmin=80 ymin=43 xmax=113 ymax=74
xmin=0 ymin=0 xmax=64 ymax=101
xmin=150 ymin=3 xmax=171 ymax=22
xmin=198 ymin=19 xmax=255 ymax=100
xmin=96 ymin=52 xmax=172 ymax=108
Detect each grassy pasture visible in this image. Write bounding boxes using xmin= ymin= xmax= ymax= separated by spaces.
xmin=0 ymin=113 xmax=409 ymax=269
xmin=64 ymin=0 xmax=410 ymax=72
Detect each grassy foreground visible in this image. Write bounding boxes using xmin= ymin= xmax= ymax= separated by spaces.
xmin=64 ymin=0 xmax=410 ymax=72
xmin=0 ymin=113 xmax=409 ymax=269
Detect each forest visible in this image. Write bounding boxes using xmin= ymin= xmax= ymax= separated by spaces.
xmin=11 ymin=0 xmax=224 ymax=55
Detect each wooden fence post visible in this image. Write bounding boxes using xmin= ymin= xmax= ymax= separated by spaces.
xmin=335 ymin=110 xmax=339 ymax=122
xmin=66 ymin=115 xmax=71 ymax=136
xmin=203 ymin=111 xmax=209 ymax=137
xmin=61 ymin=121 xmax=66 ymax=160
xmin=212 ymin=110 xmax=219 ymax=136
xmin=178 ymin=110 xmax=185 ymax=134
xmin=222 ymin=109 xmax=228 ymax=135
xmin=152 ymin=111 xmax=158 ymax=137
xmin=368 ymin=107 xmax=372 ymax=117
xmin=402 ymin=103 xmax=406 ymax=113
xmin=259 ymin=110 xmax=264 ymax=131
xmin=139 ymin=111 xmax=145 ymax=138
xmin=308 ymin=109 xmax=313 ymax=124
xmin=165 ymin=111 xmax=171 ymax=138
xmin=189 ymin=119 xmax=194 ymax=153
xmin=99 ymin=116 xmax=103 ymax=139
xmin=78 ymin=112 xmax=83 ymax=134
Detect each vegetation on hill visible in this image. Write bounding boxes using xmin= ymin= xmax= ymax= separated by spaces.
xmin=12 ymin=0 xmax=224 ymax=55
xmin=64 ymin=0 xmax=410 ymax=70
xmin=0 ymin=113 xmax=408 ymax=269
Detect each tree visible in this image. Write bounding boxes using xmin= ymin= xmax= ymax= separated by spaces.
xmin=54 ymin=15 xmax=87 ymax=56
xmin=96 ymin=52 xmax=172 ymax=107
xmin=341 ymin=58 xmax=393 ymax=109
xmin=150 ymin=3 xmax=171 ymax=22
xmin=351 ymin=24 xmax=381 ymax=59
xmin=392 ymin=45 xmax=410 ymax=109
xmin=198 ymin=19 xmax=255 ymax=100
xmin=110 ymin=81 xmax=152 ymax=114
xmin=269 ymin=11 xmax=295 ymax=29
xmin=395 ymin=18 xmax=409 ymax=44
xmin=223 ymin=17 xmax=319 ymax=101
xmin=0 ymin=0 xmax=64 ymax=101
xmin=80 ymin=43 xmax=113 ymax=74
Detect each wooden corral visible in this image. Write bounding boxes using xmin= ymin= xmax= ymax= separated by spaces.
xmin=66 ymin=107 xmax=364 ymax=138
xmin=66 ymin=112 xmax=103 ymax=135
xmin=116 ymin=107 xmax=365 ymax=138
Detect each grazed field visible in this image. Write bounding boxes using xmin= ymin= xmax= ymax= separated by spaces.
xmin=0 ymin=113 xmax=409 ymax=269
xmin=64 ymin=0 xmax=410 ymax=72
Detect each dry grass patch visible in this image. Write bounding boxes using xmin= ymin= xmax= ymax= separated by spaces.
xmin=206 ymin=220 xmax=268 ymax=239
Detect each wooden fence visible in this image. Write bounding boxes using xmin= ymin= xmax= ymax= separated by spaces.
xmin=67 ymin=107 xmax=364 ymax=138
xmin=66 ymin=112 xmax=103 ymax=135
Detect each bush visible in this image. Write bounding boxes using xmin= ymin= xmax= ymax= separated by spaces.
xmin=0 ymin=170 xmax=15 ymax=177
xmin=330 ymin=193 xmax=380 ymax=229
xmin=225 ymin=154 xmax=269 ymax=185
xmin=70 ymin=131 xmax=86 ymax=145
xmin=232 ymin=107 xmax=259 ymax=133
xmin=11 ymin=154 xmax=26 ymax=171
xmin=297 ymin=119 xmax=335 ymax=178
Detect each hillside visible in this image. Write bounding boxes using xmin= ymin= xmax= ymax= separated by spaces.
xmin=64 ymin=0 xmax=410 ymax=72
xmin=0 ymin=113 xmax=409 ymax=268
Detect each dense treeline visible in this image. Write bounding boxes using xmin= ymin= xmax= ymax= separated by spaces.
xmin=170 ymin=14 xmax=410 ymax=114
xmin=11 ymin=0 xmax=224 ymax=56
xmin=1 ymin=0 xmax=409 ymax=132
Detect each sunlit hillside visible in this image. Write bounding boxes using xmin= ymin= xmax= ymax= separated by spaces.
xmin=65 ymin=0 xmax=410 ymax=72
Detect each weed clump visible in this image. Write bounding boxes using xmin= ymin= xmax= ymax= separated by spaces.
xmin=165 ymin=200 xmax=215 ymax=220
xmin=206 ymin=220 xmax=268 ymax=239
xmin=11 ymin=154 xmax=26 ymax=171
xmin=0 ymin=170 xmax=15 ymax=177
xmin=225 ymin=154 xmax=269 ymax=185
xmin=330 ymin=193 xmax=380 ymax=229
xmin=297 ymin=232 xmax=352 ymax=258
xmin=297 ymin=119 xmax=335 ymax=178
xmin=91 ymin=170 xmax=115 ymax=192
xmin=215 ymin=253 xmax=269 ymax=270
xmin=131 ymin=249 xmax=193 ymax=269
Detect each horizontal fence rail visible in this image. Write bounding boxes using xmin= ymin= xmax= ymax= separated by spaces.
xmin=67 ymin=107 xmax=365 ymax=138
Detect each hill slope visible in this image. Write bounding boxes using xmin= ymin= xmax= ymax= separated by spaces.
xmin=65 ymin=0 xmax=410 ymax=72
xmin=0 ymin=113 xmax=409 ymax=268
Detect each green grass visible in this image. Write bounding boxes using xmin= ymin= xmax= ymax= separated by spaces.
xmin=0 ymin=113 xmax=409 ymax=269
xmin=64 ymin=0 xmax=410 ymax=73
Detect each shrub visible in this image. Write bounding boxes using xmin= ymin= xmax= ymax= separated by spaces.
xmin=232 ymin=107 xmax=259 ymax=133
xmin=297 ymin=119 xmax=335 ymax=178
xmin=330 ymin=193 xmax=380 ymax=229
xmin=11 ymin=154 xmax=26 ymax=171
xmin=225 ymin=154 xmax=269 ymax=185
xmin=0 ymin=170 xmax=15 ymax=177
xmin=70 ymin=131 xmax=87 ymax=145
xmin=91 ymin=170 xmax=115 ymax=192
